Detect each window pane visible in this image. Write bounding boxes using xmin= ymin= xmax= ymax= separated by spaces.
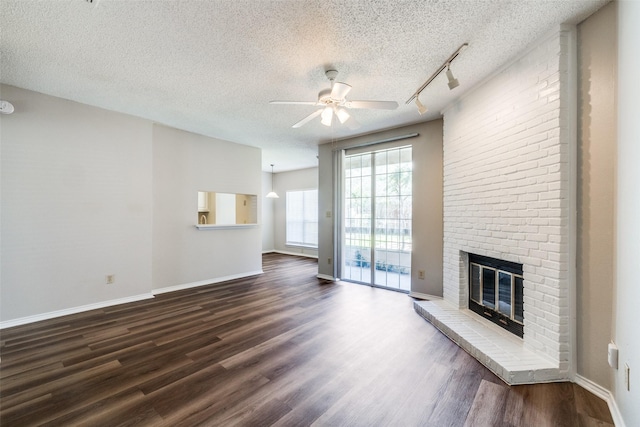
xmin=286 ymin=189 xmax=318 ymax=248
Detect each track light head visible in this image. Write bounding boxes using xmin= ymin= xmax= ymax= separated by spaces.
xmin=415 ymin=96 xmax=428 ymax=115
xmin=446 ymin=66 xmax=459 ymax=90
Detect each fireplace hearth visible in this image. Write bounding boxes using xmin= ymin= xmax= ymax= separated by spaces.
xmin=468 ymin=254 xmax=523 ymax=338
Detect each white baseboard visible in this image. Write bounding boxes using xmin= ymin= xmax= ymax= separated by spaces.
xmin=153 ymin=270 xmax=264 ymax=295
xmin=409 ymin=291 xmax=443 ymax=301
xmin=574 ymin=374 xmax=625 ymax=427
xmin=262 ymin=250 xmax=275 ymax=254
xmin=1 ymin=270 xmax=266 ymax=329
xmin=0 ymin=293 xmax=154 ymax=329
xmin=273 ymin=250 xmax=318 ymax=259
xmin=316 ymin=274 xmax=336 ymax=281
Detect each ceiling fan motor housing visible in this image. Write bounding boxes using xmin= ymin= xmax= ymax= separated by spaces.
xmin=325 ymin=69 xmax=339 ymax=81
xmin=318 ymin=88 xmax=342 ymax=106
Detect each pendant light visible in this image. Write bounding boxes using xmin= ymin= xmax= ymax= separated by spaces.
xmin=266 ymin=164 xmax=279 ymax=198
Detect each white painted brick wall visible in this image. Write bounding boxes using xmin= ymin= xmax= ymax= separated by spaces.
xmin=442 ymin=28 xmax=573 ymax=373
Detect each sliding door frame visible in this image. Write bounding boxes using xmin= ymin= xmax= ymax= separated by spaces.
xmin=335 ymin=137 xmax=416 ymax=292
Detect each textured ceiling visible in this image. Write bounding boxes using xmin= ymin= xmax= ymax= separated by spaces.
xmin=1 ymin=0 xmax=607 ymax=172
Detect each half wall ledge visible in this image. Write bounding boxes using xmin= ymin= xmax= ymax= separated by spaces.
xmin=414 ymin=300 xmax=565 ymax=385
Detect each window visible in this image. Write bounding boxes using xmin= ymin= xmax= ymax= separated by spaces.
xmin=286 ymin=189 xmax=318 ymax=248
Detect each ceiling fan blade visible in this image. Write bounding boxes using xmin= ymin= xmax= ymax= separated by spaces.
xmin=345 ymin=100 xmax=399 ymax=110
xmin=331 ymin=82 xmax=352 ymax=100
xmin=270 ymin=101 xmax=319 ymax=105
xmin=292 ymin=109 xmax=323 ymax=128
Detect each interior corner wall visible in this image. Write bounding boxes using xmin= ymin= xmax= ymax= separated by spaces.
xmin=261 ymin=171 xmax=275 ymax=252
xmin=273 ymin=167 xmax=319 ymax=258
xmin=0 ymin=84 xmax=153 ymax=323
xmin=317 ymin=121 xmax=443 ymax=295
xmin=151 ymin=125 xmax=262 ymax=290
xmin=615 ymin=1 xmax=640 ymax=425
xmin=412 ymin=120 xmax=444 ymax=296
xmin=576 ymin=0 xmax=616 ymax=392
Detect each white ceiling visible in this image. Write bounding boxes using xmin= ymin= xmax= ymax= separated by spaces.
xmin=1 ymin=0 xmax=607 ymax=172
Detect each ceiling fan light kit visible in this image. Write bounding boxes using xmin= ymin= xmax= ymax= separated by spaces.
xmin=335 ymin=107 xmax=350 ymax=124
xmin=321 ymin=106 xmax=333 ymax=127
xmin=407 ymin=43 xmax=469 ymax=114
xmin=270 ymin=69 xmax=399 ymax=129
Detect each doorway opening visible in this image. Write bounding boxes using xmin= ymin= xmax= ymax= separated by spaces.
xmin=341 ymin=145 xmax=412 ymax=292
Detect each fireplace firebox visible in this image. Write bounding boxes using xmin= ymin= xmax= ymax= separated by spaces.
xmin=468 ymin=254 xmax=523 ymax=337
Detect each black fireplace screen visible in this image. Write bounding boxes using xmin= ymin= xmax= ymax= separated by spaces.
xmin=469 ymin=254 xmax=523 ymax=337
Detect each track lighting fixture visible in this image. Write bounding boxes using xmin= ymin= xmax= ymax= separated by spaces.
xmin=406 ymin=43 xmax=468 ymax=114
xmin=266 ymin=164 xmax=279 ymax=198
xmin=446 ymin=65 xmax=459 ymax=90
xmin=415 ymin=97 xmax=428 ymax=115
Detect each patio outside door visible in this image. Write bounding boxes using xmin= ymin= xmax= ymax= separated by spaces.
xmin=341 ymin=145 xmax=412 ymax=292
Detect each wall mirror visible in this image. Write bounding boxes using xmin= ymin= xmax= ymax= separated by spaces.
xmin=197 ymin=192 xmax=258 ymax=227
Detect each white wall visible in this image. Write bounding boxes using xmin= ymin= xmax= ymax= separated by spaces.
xmin=615 ymin=1 xmax=640 ymax=425
xmin=0 ymin=85 xmax=153 ymax=322
xmin=0 ymin=85 xmax=265 ymax=325
xmin=318 ymin=121 xmax=443 ymax=295
xmin=261 ymin=171 xmax=275 ymax=252
xmin=273 ymin=167 xmax=318 ymax=258
xmin=152 ymin=125 xmax=262 ymax=291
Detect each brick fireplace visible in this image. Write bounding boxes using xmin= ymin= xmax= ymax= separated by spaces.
xmin=415 ymin=26 xmax=576 ymax=385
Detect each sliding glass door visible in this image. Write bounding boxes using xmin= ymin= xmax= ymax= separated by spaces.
xmin=342 ymin=145 xmax=412 ymax=291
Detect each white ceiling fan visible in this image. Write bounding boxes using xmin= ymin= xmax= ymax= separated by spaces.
xmin=270 ymin=70 xmax=398 ymax=129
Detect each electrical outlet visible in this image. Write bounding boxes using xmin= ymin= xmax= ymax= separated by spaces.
xmin=327 ymin=258 xmax=332 ymax=265
xmin=625 ymin=363 xmax=630 ymax=391
xmin=105 ymin=275 xmax=115 ymax=284
xmin=418 ymin=270 xmax=425 ymax=280
xmin=326 ymin=211 xmax=332 ymax=218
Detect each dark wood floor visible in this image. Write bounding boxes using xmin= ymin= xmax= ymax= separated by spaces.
xmin=1 ymin=253 xmax=614 ymax=426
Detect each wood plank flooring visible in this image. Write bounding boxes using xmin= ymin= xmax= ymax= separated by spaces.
xmin=1 ymin=253 xmax=614 ymax=426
